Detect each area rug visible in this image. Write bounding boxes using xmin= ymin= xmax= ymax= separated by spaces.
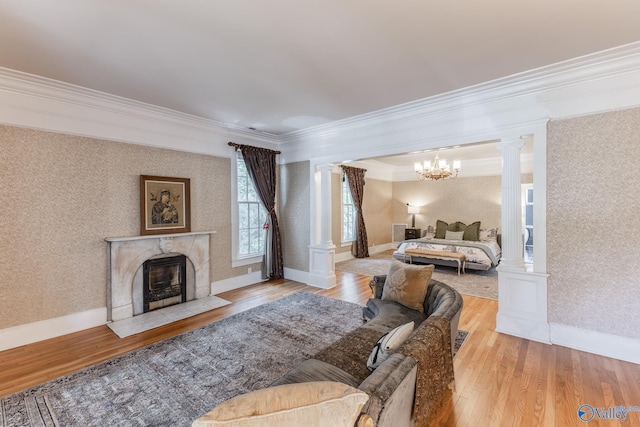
xmin=0 ymin=292 xmax=365 ymax=427
xmin=337 ymin=249 xmax=498 ymax=300
xmin=1 ymin=291 xmax=470 ymax=427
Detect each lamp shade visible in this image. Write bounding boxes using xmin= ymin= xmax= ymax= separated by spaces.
xmin=407 ymin=205 xmax=420 ymax=214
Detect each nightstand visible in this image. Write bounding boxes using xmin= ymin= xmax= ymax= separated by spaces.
xmin=405 ymin=228 xmax=421 ymax=240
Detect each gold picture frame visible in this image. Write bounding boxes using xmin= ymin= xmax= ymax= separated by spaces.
xmin=140 ymin=175 xmax=191 ymax=235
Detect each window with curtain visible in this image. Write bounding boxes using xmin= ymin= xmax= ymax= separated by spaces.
xmin=237 ymin=154 xmax=266 ymax=258
xmin=342 ymin=176 xmax=355 ymax=243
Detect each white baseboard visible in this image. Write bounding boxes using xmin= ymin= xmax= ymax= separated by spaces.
xmin=210 ymin=271 xmax=266 ymax=295
xmin=335 ymin=242 xmax=396 ymax=263
xmin=283 ymin=267 xmax=309 ymax=284
xmin=550 ymin=323 xmax=640 ymax=365
xmin=335 ymin=251 xmax=353 ymax=263
xmin=496 ymin=313 xmax=551 ymax=344
xmin=0 ymin=307 xmax=107 ymax=352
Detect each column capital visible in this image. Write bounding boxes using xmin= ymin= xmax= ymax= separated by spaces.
xmin=497 ymin=139 xmax=526 ymax=151
xmin=315 ymin=163 xmax=333 ymax=173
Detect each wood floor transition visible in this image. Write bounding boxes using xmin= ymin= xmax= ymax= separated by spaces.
xmin=1 ymin=271 xmax=639 ymax=426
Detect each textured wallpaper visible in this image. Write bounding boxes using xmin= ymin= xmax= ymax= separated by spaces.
xmin=0 ymin=125 xmax=235 ymax=329
xmin=279 ymin=161 xmax=310 ymax=271
xmin=392 ymin=176 xmax=506 ymax=232
xmin=547 ymin=107 xmax=640 ymax=339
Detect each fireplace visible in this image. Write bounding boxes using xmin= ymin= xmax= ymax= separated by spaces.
xmin=143 ymin=255 xmax=187 ymax=312
xmin=106 ymin=231 xmax=215 ymax=322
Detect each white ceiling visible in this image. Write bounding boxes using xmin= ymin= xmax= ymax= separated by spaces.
xmin=2 ymin=0 xmax=640 ymax=139
xmin=352 ymin=139 xmax=535 ymax=180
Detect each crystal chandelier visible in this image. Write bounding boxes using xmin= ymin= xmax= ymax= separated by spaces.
xmin=414 ymin=154 xmax=461 ymax=181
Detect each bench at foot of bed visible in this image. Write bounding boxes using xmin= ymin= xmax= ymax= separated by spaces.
xmin=403 ymin=249 xmax=466 ymax=275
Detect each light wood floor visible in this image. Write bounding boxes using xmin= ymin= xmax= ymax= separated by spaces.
xmin=2 ymin=271 xmax=639 ymax=426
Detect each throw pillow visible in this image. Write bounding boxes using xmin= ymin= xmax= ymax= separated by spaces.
xmin=445 ymin=230 xmax=464 ymax=240
xmin=381 ymin=259 xmax=434 ymax=312
xmin=366 ymin=321 xmax=415 ymax=371
xmin=435 ymin=220 xmax=458 ymax=239
xmin=422 ymin=225 xmax=436 ymax=239
xmin=462 ymin=221 xmax=481 ymax=241
xmin=479 ymin=227 xmax=499 ymax=242
xmin=192 ymin=381 xmax=369 ymax=427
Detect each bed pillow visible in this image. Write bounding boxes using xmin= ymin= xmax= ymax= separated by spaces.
xmin=435 ymin=220 xmax=458 ymax=239
xmin=192 ymin=381 xmax=369 ymax=427
xmin=422 ymin=225 xmax=435 ymax=239
xmin=479 ymin=228 xmax=499 ymax=242
xmin=461 ymin=221 xmax=481 ymax=241
xmin=445 ymin=230 xmax=464 ymax=240
xmin=382 ymin=259 xmax=434 ymax=312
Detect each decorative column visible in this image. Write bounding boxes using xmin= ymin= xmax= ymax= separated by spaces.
xmin=308 ymin=163 xmax=337 ymax=289
xmin=495 ymin=136 xmax=550 ymax=344
xmin=497 ymin=139 xmax=525 ymax=271
xmin=319 ymin=164 xmax=333 ymax=245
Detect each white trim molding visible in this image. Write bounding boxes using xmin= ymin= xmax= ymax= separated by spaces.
xmin=283 ymin=267 xmax=309 ymax=285
xmin=550 ymin=323 xmax=640 ymax=365
xmin=210 ymin=271 xmax=267 ymax=295
xmin=0 ymin=67 xmax=279 ymax=157
xmin=0 ymin=307 xmax=107 ymax=352
xmin=307 ymin=244 xmax=337 ymax=289
xmin=279 ymin=42 xmax=640 ymax=165
xmin=496 ymin=268 xmax=551 ymax=344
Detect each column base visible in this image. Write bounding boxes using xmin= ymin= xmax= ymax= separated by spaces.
xmin=307 ymin=244 xmax=337 ymax=289
xmin=496 ymin=268 xmax=550 ymax=344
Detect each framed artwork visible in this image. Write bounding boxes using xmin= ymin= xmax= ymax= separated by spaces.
xmin=140 ymin=175 xmax=191 ymax=235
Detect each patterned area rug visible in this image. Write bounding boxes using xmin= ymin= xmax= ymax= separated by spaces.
xmin=0 ymin=292 xmax=364 ymax=427
xmin=0 ymin=291 xmax=469 ymax=427
xmin=337 ymin=249 xmax=498 ymax=300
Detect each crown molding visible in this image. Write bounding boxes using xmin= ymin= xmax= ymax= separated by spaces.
xmin=0 ymin=67 xmax=279 ymax=157
xmin=279 ymin=41 xmax=640 ymax=164
xmin=2 ymin=41 xmax=640 ymax=163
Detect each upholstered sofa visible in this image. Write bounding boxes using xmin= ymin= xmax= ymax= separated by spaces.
xmin=192 ymin=261 xmax=463 ymax=427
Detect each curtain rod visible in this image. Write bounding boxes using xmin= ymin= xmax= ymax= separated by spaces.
xmin=228 ymin=142 xmax=281 ymax=155
xmin=340 ymin=164 xmax=367 ymax=172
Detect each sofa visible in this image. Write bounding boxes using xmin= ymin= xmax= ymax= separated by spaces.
xmin=192 ymin=261 xmax=463 ymax=427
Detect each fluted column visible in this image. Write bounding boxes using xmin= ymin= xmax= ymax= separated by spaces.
xmin=307 ymin=163 xmax=336 ymax=289
xmin=497 ymin=139 xmax=525 ymax=270
xmin=318 ymin=163 xmax=333 ymax=245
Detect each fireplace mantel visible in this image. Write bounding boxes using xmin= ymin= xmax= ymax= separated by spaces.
xmin=105 ymin=230 xmax=216 ymax=243
xmin=105 ymin=231 xmax=216 ymax=322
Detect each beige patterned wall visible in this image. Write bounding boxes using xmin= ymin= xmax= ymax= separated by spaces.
xmin=547 ymin=107 xmax=640 ymax=339
xmin=279 ymin=161 xmax=310 ymax=271
xmin=332 ymin=173 xmax=393 ymax=254
xmin=391 ymin=176 xmax=508 ymax=233
xmin=362 ymin=177 xmax=393 ymax=247
xmin=0 ymin=124 xmax=246 ymax=329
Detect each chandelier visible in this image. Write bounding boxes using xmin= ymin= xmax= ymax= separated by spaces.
xmin=414 ymin=154 xmax=460 ymax=181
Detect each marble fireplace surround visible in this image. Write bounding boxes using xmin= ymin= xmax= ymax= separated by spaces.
xmin=106 ymin=231 xmax=215 ymax=322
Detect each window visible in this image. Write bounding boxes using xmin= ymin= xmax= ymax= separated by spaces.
xmin=236 ymin=155 xmax=267 ymax=259
xmin=522 ymin=184 xmax=533 ymax=263
xmin=342 ymin=177 xmax=356 ymax=243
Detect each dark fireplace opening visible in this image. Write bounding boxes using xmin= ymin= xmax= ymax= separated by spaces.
xmin=143 ymin=254 xmax=187 ymax=313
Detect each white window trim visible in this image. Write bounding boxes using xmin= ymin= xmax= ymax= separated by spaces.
xmin=231 ymin=151 xmax=265 ymax=268
xmin=341 ymin=177 xmax=356 ymax=245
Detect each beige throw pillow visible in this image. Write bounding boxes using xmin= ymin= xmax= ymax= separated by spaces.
xmin=381 ymin=260 xmax=434 ymax=312
xmin=192 ymin=381 xmax=369 ymax=427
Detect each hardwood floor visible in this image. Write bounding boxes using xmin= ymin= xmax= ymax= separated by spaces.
xmin=2 ymin=271 xmax=639 ymax=426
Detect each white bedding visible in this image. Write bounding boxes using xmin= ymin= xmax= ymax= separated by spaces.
xmin=394 ymin=238 xmax=501 ymax=268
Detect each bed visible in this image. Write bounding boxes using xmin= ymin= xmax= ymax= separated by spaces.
xmin=393 ymin=221 xmax=502 ymax=271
